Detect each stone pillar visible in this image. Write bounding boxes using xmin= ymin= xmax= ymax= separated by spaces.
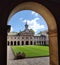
xmin=20 ymin=41 xmax=21 ymax=45
xmin=33 ymin=41 xmax=34 ymax=45
xmin=41 ymin=41 xmax=42 ymax=45
xmin=24 ymin=41 xmax=25 ymax=45
xmin=49 ymin=30 xmax=59 ymax=65
xmin=28 ymin=37 xmax=30 ymax=45
xmin=13 ymin=41 xmax=14 ymax=46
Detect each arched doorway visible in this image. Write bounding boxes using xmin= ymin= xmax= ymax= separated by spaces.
xmin=7 ymin=2 xmax=58 ymax=65
xmin=17 ymin=41 xmax=20 ymax=45
xmin=30 ymin=41 xmax=33 ymax=45
xmin=26 ymin=41 xmax=29 ymax=45
xmin=11 ymin=41 xmax=13 ymax=45
xmin=22 ymin=41 xmax=24 ymax=45
xmin=14 ymin=41 xmax=16 ymax=45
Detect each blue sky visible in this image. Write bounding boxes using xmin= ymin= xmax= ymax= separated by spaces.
xmin=7 ymin=10 xmax=48 ymax=34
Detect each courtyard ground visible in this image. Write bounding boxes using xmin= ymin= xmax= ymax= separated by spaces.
xmin=7 ymin=46 xmax=49 ymax=65
xmin=11 ymin=45 xmax=49 ymax=58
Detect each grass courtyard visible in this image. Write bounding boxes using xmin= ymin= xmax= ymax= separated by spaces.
xmin=11 ymin=45 xmax=49 ymax=58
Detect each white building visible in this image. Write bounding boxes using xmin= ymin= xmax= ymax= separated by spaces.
xmin=7 ymin=22 xmax=49 ymax=46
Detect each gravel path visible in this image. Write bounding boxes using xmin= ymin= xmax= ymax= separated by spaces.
xmin=7 ymin=46 xmax=50 ymax=65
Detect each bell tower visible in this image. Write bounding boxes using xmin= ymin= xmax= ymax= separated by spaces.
xmin=25 ymin=22 xmax=28 ymax=30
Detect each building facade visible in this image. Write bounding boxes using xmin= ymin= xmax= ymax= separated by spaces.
xmin=7 ymin=22 xmax=49 ymax=46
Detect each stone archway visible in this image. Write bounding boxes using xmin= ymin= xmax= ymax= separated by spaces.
xmin=26 ymin=41 xmax=29 ymax=45
xmin=11 ymin=41 xmax=13 ymax=45
xmin=7 ymin=2 xmax=58 ymax=65
xmin=14 ymin=41 xmax=16 ymax=45
xmin=30 ymin=41 xmax=33 ymax=45
xmin=17 ymin=41 xmax=20 ymax=45
xmin=22 ymin=41 xmax=24 ymax=45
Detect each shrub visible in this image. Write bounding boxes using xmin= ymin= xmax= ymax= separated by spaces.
xmin=15 ymin=52 xmax=26 ymax=59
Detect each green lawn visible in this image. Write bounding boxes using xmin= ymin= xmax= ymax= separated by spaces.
xmin=11 ymin=45 xmax=49 ymax=58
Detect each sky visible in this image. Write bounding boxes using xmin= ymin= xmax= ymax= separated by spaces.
xmin=7 ymin=10 xmax=48 ymax=34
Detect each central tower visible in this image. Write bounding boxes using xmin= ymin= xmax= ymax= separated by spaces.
xmin=25 ymin=22 xmax=29 ymax=32
xmin=25 ymin=22 xmax=28 ymax=30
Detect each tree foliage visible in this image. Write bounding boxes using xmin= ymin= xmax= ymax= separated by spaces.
xmin=30 ymin=29 xmax=35 ymax=34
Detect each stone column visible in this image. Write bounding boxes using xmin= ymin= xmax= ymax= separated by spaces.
xmin=16 ymin=41 xmax=18 ymax=46
xmin=13 ymin=41 xmax=14 ymax=45
xmin=41 ymin=41 xmax=42 ymax=45
xmin=32 ymin=37 xmax=34 ymax=45
xmin=29 ymin=40 xmax=30 ymax=45
xmin=32 ymin=41 xmax=34 ymax=45
xmin=20 ymin=41 xmax=21 ymax=45
xmin=24 ymin=41 xmax=25 ymax=45
xmin=49 ymin=30 xmax=58 ymax=65
xmin=20 ymin=37 xmax=21 ymax=45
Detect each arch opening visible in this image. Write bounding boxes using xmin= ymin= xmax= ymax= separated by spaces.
xmin=26 ymin=41 xmax=29 ymax=45
xmin=7 ymin=2 xmax=58 ymax=65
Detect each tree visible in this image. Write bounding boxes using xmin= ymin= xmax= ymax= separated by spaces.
xmin=30 ymin=29 xmax=35 ymax=34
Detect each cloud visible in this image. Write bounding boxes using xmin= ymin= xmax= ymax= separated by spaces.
xmin=23 ymin=18 xmax=45 ymax=33
xmin=10 ymin=27 xmax=13 ymax=32
xmin=32 ymin=11 xmax=38 ymax=16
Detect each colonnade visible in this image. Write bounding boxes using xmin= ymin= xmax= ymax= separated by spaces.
xmin=7 ymin=40 xmax=48 ymax=46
